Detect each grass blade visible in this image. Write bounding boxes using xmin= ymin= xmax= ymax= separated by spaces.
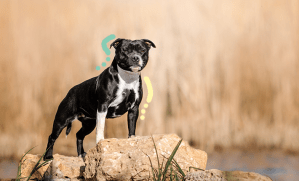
xmin=151 ymin=135 xmax=162 ymax=179
xmin=162 ymin=139 xmax=182 ymax=181
xmin=26 ymin=145 xmax=53 ymax=181
xmin=35 ymin=159 xmax=52 ymax=170
xmin=16 ymin=146 xmax=37 ymax=181
xmin=175 ymin=171 xmax=180 ymax=181
xmin=20 ymin=147 xmax=36 ymax=162
xmin=172 ymin=158 xmax=185 ymax=177
xmin=161 ymin=156 xmax=165 ymax=171
xmin=170 ymin=164 xmax=173 ymax=181
xmin=144 ymin=151 xmax=158 ymax=181
xmin=189 ymin=166 xmax=204 ymax=172
xmin=17 ymin=176 xmax=29 ymax=181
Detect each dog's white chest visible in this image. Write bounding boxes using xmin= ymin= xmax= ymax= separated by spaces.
xmin=109 ymin=73 xmax=140 ymax=108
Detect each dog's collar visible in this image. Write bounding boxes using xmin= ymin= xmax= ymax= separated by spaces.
xmin=117 ymin=65 xmax=140 ymax=83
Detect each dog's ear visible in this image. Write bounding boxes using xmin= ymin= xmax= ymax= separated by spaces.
xmin=142 ymin=39 xmax=156 ymax=49
xmin=110 ymin=38 xmax=124 ymax=49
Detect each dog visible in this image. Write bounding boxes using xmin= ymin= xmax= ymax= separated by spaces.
xmin=44 ymin=38 xmax=155 ymax=160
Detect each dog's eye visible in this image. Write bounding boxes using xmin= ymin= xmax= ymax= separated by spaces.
xmin=141 ymin=50 xmax=145 ymax=53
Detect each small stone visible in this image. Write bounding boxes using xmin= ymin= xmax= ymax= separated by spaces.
xmin=184 ymin=169 xmax=273 ymax=181
xmin=20 ymin=154 xmax=85 ymax=180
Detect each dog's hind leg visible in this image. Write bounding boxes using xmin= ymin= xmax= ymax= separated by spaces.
xmin=76 ymin=118 xmax=96 ymax=158
xmin=44 ymin=99 xmax=76 ymax=160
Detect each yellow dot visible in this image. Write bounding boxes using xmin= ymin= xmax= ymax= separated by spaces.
xmin=140 ymin=115 xmax=145 ymax=120
xmin=141 ymin=109 xmax=146 ymax=114
xmin=144 ymin=104 xmax=148 ymax=108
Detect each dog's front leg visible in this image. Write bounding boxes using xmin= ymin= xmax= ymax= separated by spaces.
xmin=96 ymin=103 xmax=108 ymax=144
xmin=127 ymin=106 xmax=139 ymax=138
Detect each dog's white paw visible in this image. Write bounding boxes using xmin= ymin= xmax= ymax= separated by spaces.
xmin=79 ymin=152 xmax=86 ymax=158
xmin=128 ymin=135 xmax=136 ymax=138
xmin=96 ymin=137 xmax=104 ymax=144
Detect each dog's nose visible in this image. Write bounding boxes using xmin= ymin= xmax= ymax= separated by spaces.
xmin=132 ymin=56 xmax=139 ymax=62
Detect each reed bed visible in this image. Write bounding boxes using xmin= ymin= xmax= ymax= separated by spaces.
xmin=0 ymin=0 xmax=299 ymax=158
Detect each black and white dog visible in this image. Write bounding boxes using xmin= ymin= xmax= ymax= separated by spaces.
xmin=44 ymin=38 xmax=155 ymax=160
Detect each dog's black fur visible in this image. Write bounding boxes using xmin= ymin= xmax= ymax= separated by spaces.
xmin=44 ymin=39 xmax=155 ymax=160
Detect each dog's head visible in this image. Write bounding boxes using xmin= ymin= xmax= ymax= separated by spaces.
xmin=110 ymin=39 xmax=156 ymax=72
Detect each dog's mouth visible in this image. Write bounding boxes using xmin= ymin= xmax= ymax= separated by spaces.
xmin=130 ymin=66 xmax=141 ymax=73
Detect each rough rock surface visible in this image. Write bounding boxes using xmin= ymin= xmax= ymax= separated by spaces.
xmin=20 ymin=154 xmax=50 ymax=180
xmin=84 ymin=134 xmax=208 ymax=181
xmin=185 ymin=169 xmax=273 ymax=181
xmin=21 ymin=154 xmax=85 ymax=180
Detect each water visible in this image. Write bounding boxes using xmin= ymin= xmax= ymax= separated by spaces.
xmin=1 ymin=150 xmax=298 ymax=180
xmin=206 ymin=150 xmax=299 ymax=181
xmin=0 ymin=159 xmax=18 ymax=179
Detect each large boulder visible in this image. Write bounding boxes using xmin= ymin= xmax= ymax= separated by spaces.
xmin=84 ymin=134 xmax=208 ymax=181
xmin=184 ymin=169 xmax=273 ymax=181
xmin=20 ymin=154 xmax=85 ymax=180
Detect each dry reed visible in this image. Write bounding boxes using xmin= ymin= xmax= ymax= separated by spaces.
xmin=0 ymin=0 xmax=299 ymax=158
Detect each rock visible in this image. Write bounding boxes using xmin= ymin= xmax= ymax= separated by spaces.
xmin=184 ymin=169 xmax=273 ymax=181
xmin=20 ymin=154 xmax=85 ymax=180
xmin=223 ymin=170 xmax=273 ymax=181
xmin=84 ymin=134 xmax=208 ymax=181
xmin=185 ymin=169 xmax=225 ymax=181
xmin=20 ymin=154 xmax=50 ymax=180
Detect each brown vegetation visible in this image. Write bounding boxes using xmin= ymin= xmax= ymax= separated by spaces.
xmin=1 ymin=0 xmax=299 ymax=158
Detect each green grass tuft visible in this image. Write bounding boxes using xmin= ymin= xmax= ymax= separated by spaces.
xmin=146 ymin=136 xmax=185 ymax=181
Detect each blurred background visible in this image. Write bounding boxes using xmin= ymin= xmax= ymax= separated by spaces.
xmin=1 ymin=0 xmax=299 ymax=180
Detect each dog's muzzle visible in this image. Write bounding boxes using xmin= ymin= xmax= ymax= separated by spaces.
xmin=130 ymin=66 xmax=141 ymax=72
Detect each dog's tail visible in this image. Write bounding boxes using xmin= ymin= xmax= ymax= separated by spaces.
xmin=66 ymin=122 xmax=72 ymax=138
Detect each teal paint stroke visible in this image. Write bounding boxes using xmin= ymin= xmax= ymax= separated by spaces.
xmin=101 ymin=34 xmax=116 ymax=56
